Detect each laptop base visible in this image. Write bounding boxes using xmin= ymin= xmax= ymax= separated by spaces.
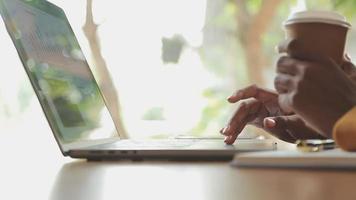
xmin=68 ymin=139 xmax=278 ymax=161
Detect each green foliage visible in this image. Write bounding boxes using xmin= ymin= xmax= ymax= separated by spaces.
xmin=331 ymin=0 xmax=356 ymax=18
xmin=213 ymin=1 xmax=237 ymax=29
xmin=161 ymin=35 xmax=185 ymax=64
xmin=306 ymin=0 xmax=333 ymax=10
xmin=262 ymin=1 xmax=291 ymax=64
xmin=142 ymin=107 xmax=165 ymax=121
xmin=246 ymin=0 xmax=263 ymax=15
xmin=191 ymin=87 xmax=230 ymax=135
xmin=332 ymin=0 xmax=356 ymax=9
xmin=304 ymin=0 xmax=356 ymax=18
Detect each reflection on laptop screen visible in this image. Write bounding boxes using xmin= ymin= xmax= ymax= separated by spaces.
xmin=0 ymin=0 xmax=119 ymax=144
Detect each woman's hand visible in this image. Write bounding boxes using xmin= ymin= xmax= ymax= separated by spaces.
xmin=275 ymin=56 xmax=356 ymax=138
xmin=221 ymin=85 xmax=325 ymax=144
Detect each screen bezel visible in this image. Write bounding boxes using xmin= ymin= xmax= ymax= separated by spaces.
xmin=0 ymin=0 xmax=121 ymax=155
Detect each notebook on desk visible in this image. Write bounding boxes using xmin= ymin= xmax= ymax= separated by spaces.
xmin=0 ymin=0 xmax=277 ymax=161
xmin=232 ymin=149 xmax=356 ymax=169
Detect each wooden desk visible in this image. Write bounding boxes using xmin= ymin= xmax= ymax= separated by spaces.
xmin=2 ymin=147 xmax=356 ymax=200
xmin=2 ymin=119 xmax=356 ymax=200
xmin=47 ymin=161 xmax=356 ymax=200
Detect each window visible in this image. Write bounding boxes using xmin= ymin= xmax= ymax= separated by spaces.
xmin=1 ymin=0 xmax=356 ymax=139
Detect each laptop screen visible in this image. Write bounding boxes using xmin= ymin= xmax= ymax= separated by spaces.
xmin=0 ymin=0 xmax=119 ymax=145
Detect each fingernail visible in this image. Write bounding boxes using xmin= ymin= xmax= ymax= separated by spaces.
xmin=220 ymin=128 xmax=224 ymax=134
xmin=224 ymin=136 xmax=234 ymax=144
xmin=221 ymin=126 xmax=229 ymax=135
xmin=264 ymin=118 xmax=276 ymax=128
xmin=220 ymin=127 xmax=227 ymax=135
xmin=227 ymin=96 xmax=234 ymax=101
xmin=222 ymin=127 xmax=227 ymax=133
xmin=228 ymin=92 xmax=241 ymax=102
xmin=224 ymin=136 xmax=230 ymax=143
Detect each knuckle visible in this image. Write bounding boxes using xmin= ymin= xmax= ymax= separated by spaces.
xmin=250 ymin=84 xmax=258 ymax=90
xmin=276 ymin=56 xmax=288 ymax=69
xmin=233 ymin=89 xmax=242 ymax=96
xmin=239 ymin=102 xmax=247 ymax=110
xmin=273 ymin=77 xmax=279 ymax=87
xmin=249 ymin=84 xmax=259 ymax=94
xmin=274 ymin=75 xmax=283 ymax=85
xmin=274 ymin=77 xmax=283 ymax=92
xmin=243 ymin=84 xmax=258 ymax=94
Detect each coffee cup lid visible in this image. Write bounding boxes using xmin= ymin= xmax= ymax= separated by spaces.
xmin=284 ymin=10 xmax=351 ymax=29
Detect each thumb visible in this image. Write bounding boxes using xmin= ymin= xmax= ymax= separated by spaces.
xmin=262 ymin=116 xmax=298 ymax=143
xmin=264 ymin=115 xmax=297 ymax=131
xmin=263 ymin=115 xmax=325 ymax=141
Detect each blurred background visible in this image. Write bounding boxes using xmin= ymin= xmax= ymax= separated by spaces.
xmin=1 ymin=0 xmax=356 ymax=140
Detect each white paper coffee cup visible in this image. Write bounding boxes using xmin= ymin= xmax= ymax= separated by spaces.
xmin=280 ymin=10 xmax=351 ymax=64
xmin=284 ymin=10 xmax=351 ymax=29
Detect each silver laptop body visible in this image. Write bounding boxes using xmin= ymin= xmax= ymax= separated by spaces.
xmin=0 ymin=0 xmax=276 ymax=161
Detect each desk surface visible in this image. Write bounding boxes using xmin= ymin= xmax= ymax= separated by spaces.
xmin=2 ymin=157 xmax=356 ymax=200
xmin=2 ymin=122 xmax=356 ymax=200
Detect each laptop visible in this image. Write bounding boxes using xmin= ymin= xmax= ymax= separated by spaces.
xmin=0 ymin=0 xmax=277 ymax=160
